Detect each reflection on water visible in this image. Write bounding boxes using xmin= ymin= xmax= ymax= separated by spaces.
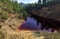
xmin=18 ymin=17 xmax=52 ymax=32
xmin=26 ymin=17 xmax=41 ymax=28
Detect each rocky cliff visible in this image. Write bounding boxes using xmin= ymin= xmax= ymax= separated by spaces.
xmin=32 ymin=4 xmax=60 ymax=21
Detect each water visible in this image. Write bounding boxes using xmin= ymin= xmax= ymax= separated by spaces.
xmin=18 ymin=17 xmax=52 ymax=32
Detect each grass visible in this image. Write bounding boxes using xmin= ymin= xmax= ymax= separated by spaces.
xmin=23 ymin=31 xmax=60 ymax=39
xmin=53 ymin=33 xmax=60 ymax=39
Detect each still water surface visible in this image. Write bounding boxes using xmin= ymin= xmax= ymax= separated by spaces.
xmin=18 ymin=17 xmax=52 ymax=32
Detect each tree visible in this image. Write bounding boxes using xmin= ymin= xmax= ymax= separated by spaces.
xmin=43 ymin=0 xmax=46 ymax=4
xmin=38 ymin=0 xmax=41 ymax=4
xmin=38 ymin=0 xmax=47 ymax=4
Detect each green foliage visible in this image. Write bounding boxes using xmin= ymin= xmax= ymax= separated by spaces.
xmin=25 ymin=0 xmax=60 ymax=13
xmin=1 ymin=11 xmax=8 ymax=20
xmin=0 ymin=32 xmax=2 ymax=35
xmin=13 ymin=1 xmax=19 ymax=13
xmin=0 ymin=0 xmax=28 ymax=19
xmin=25 ymin=3 xmax=36 ymax=12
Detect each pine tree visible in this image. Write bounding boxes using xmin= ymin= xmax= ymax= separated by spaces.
xmin=43 ymin=0 xmax=46 ymax=3
xmin=38 ymin=0 xmax=41 ymax=4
